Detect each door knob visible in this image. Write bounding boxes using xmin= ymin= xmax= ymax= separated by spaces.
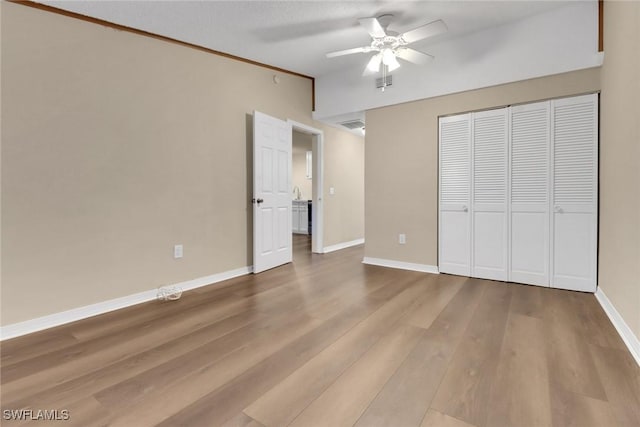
xmin=555 ymin=206 xmax=563 ymax=213
xmin=462 ymin=205 xmax=468 ymax=212
xmin=252 ymin=198 xmax=264 ymax=204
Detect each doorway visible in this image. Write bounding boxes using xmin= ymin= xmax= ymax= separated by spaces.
xmin=292 ymin=130 xmax=312 ymax=254
xmin=288 ymin=120 xmax=324 ymax=255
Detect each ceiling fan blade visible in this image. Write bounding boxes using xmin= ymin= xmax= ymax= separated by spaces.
xmin=358 ymin=17 xmax=386 ymax=38
xmin=395 ymin=48 xmax=434 ymax=65
xmin=326 ymin=46 xmax=369 ymax=58
xmin=400 ymin=19 xmax=447 ymax=44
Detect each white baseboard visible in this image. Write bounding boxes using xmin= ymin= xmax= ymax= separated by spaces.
xmin=175 ymin=266 xmax=253 ymax=292
xmin=362 ymin=257 xmax=439 ymax=274
xmin=323 ymin=238 xmax=364 ymax=253
xmin=595 ymin=287 xmax=640 ymax=367
xmin=0 ymin=266 xmax=253 ymax=341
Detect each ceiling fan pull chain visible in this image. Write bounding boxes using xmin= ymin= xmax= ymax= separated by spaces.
xmin=382 ymin=64 xmax=387 ymax=92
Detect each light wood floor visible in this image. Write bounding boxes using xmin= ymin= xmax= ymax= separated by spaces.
xmin=2 ymin=235 xmax=639 ymax=427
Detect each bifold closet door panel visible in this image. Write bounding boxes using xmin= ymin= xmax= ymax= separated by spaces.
xmin=551 ymin=94 xmax=598 ymax=292
xmin=510 ymin=101 xmax=550 ymax=287
xmin=472 ymin=108 xmax=508 ymax=281
xmin=439 ymin=114 xmax=471 ymax=276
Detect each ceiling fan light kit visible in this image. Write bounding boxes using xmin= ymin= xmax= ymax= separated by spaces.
xmin=326 ymin=14 xmax=447 ymax=89
xmin=382 ymin=49 xmax=401 ymax=72
xmin=366 ymin=54 xmax=381 ymax=72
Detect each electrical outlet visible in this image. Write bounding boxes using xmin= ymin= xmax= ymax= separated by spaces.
xmin=329 ymin=187 xmax=335 ymax=195
xmin=399 ymin=234 xmax=406 ymax=244
xmin=174 ymin=244 xmax=183 ymax=259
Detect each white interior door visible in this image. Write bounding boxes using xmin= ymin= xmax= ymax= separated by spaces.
xmin=253 ymin=111 xmax=292 ymax=273
xmin=472 ymin=108 xmax=509 ymax=281
xmin=551 ymin=94 xmax=598 ymax=292
xmin=510 ymin=101 xmax=550 ymax=286
xmin=439 ymin=114 xmax=471 ymax=276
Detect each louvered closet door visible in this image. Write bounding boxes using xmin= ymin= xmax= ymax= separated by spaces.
xmin=439 ymin=114 xmax=471 ymax=276
xmin=510 ymin=101 xmax=550 ymax=286
xmin=551 ymin=94 xmax=598 ymax=292
xmin=472 ymin=108 xmax=508 ymax=281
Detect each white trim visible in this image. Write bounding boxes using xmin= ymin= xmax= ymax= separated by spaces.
xmin=171 ymin=266 xmax=253 ymax=292
xmin=595 ymin=287 xmax=640 ymax=367
xmin=362 ymin=257 xmax=440 ymax=274
xmin=323 ymin=238 xmax=364 ymax=253
xmin=0 ymin=266 xmax=252 ymax=341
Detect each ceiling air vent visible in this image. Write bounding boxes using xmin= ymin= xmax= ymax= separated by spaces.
xmin=340 ymin=120 xmax=366 ymax=130
xmin=376 ymin=75 xmax=393 ymax=89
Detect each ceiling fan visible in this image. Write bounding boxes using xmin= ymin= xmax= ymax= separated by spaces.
xmin=326 ymin=14 xmax=447 ymax=76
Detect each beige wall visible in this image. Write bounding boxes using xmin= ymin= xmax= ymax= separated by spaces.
xmin=0 ymin=3 xmax=363 ymax=325
xmin=323 ymin=126 xmax=365 ymax=246
xmin=292 ymin=132 xmax=312 ymax=200
xmin=365 ymin=68 xmax=601 ymax=265
xmin=599 ymin=1 xmax=640 ymax=338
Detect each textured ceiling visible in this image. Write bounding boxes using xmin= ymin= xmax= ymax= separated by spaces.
xmin=42 ymin=1 xmax=572 ymax=78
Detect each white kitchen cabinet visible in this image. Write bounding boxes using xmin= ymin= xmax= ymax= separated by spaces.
xmin=292 ymin=202 xmax=300 ymax=233
xmin=292 ymin=200 xmax=310 ymax=234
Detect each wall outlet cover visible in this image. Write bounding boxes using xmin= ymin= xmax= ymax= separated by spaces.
xmin=174 ymin=244 xmax=183 ymax=259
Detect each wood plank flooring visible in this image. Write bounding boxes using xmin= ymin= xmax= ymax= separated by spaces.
xmin=1 ymin=234 xmax=639 ymax=426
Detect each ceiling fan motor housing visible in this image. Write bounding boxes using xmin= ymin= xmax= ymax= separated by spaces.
xmin=376 ymin=14 xmax=395 ymax=30
xmin=371 ymin=35 xmax=404 ymax=53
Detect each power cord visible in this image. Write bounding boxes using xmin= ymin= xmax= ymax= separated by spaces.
xmin=157 ymin=286 xmax=183 ymax=301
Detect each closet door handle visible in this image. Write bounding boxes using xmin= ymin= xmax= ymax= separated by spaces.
xmin=462 ymin=205 xmax=468 ymax=212
xmin=554 ymin=206 xmax=563 ymax=213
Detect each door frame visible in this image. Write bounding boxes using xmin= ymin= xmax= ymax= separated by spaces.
xmin=287 ymin=120 xmax=324 ymax=254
